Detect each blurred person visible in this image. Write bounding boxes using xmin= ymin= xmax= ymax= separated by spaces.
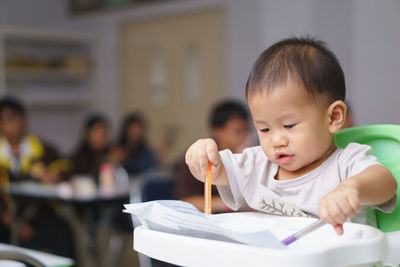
xmin=174 ymin=100 xmax=251 ymax=212
xmin=0 ymin=96 xmax=74 ymax=257
xmin=0 ymin=179 xmax=34 ymax=246
xmin=153 ymin=124 xmax=180 ymax=166
xmin=0 ymin=96 xmax=66 ymax=182
xmin=70 ymin=113 xmax=110 ymax=176
xmin=117 ymin=112 xmax=158 ymax=176
xmin=99 ymin=112 xmax=159 ymax=239
xmin=0 ymin=167 xmax=11 ymax=242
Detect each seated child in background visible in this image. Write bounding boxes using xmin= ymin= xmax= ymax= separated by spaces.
xmin=70 ymin=113 xmax=110 ymax=176
xmin=0 ymin=96 xmax=66 ymax=183
xmin=185 ymin=37 xmax=397 ymax=235
xmin=117 ymin=112 xmax=158 ymax=176
xmin=0 ymin=96 xmax=74 ymax=257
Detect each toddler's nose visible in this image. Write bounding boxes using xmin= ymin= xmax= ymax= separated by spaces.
xmin=271 ymin=131 xmax=288 ymax=147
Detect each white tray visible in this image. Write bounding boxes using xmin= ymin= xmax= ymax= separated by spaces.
xmin=134 ymin=212 xmax=386 ymax=267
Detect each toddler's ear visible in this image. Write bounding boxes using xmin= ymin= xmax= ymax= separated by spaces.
xmin=327 ymin=100 xmax=347 ymax=133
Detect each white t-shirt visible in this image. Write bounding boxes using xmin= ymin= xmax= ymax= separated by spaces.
xmin=217 ymin=143 xmax=396 ymax=225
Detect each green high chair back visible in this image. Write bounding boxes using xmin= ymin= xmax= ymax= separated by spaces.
xmin=334 ymin=124 xmax=400 ymax=232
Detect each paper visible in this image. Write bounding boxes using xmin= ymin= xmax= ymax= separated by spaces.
xmin=124 ymin=200 xmax=285 ymax=249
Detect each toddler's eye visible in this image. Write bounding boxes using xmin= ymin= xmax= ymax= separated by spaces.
xmin=260 ymin=128 xmax=270 ymax=133
xmin=284 ymin=124 xmax=296 ymax=129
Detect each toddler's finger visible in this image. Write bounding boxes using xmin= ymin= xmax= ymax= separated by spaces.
xmin=319 ymin=205 xmax=336 ymax=226
xmin=187 ymin=164 xmax=200 ymax=179
xmin=326 ymin=201 xmax=347 ymax=225
xmin=185 ymin=143 xmax=196 ymax=165
xmin=206 ymin=142 xmax=220 ymax=167
xmin=333 ymin=224 xmax=344 ymax=235
xmin=348 ymin=197 xmax=362 ymax=214
xmin=197 ymin=149 xmax=209 ymax=176
xmin=185 ymin=151 xmax=192 ymax=165
xmin=344 ymin=199 xmax=360 ymax=218
xmin=338 ymin=199 xmax=355 ymax=219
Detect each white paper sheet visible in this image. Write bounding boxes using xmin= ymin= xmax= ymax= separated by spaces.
xmin=124 ymin=200 xmax=285 ymax=249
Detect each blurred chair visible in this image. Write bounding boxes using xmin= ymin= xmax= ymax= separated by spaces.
xmin=130 ymin=166 xmax=176 ymax=203
xmin=334 ymin=124 xmax=400 ymax=265
xmin=129 ymin=167 xmax=176 ymax=267
xmin=0 ymin=251 xmax=45 ymax=267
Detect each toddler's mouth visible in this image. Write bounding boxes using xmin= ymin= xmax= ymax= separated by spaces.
xmin=275 ymin=153 xmax=294 ymax=163
xmin=276 ymin=153 xmax=289 ymax=159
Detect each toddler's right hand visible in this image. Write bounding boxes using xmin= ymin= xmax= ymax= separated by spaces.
xmin=185 ymin=138 xmax=222 ymax=182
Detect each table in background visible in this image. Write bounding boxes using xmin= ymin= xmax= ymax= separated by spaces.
xmin=134 ymin=212 xmax=387 ymax=267
xmin=8 ymin=181 xmax=130 ymax=267
xmin=0 ymin=242 xmax=74 ymax=267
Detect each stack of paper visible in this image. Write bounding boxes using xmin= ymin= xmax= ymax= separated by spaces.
xmin=124 ymin=200 xmax=285 ymax=249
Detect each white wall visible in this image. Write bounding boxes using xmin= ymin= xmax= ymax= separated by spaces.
xmin=62 ymin=0 xmax=265 ymax=149
xmin=260 ymin=0 xmax=314 ymax=46
xmin=225 ymin=0 xmax=263 ymax=100
xmin=0 ymin=0 xmax=113 ymax=154
xmin=259 ymin=1 xmax=355 ymax=113
xmin=1 ymin=0 xmax=399 ymax=155
xmin=72 ymin=0 xmax=264 ymax=104
xmin=352 ymin=1 xmax=400 ymax=125
xmin=0 ymin=2 xmax=5 ymax=25
xmin=0 ymin=0 xmax=264 ymax=153
xmin=258 ymin=0 xmax=400 ymax=125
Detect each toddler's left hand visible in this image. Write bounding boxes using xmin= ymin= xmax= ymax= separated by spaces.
xmin=319 ymin=180 xmax=362 ymax=235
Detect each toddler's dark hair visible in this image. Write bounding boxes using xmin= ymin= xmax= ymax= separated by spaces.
xmin=246 ymin=36 xmax=345 ymax=102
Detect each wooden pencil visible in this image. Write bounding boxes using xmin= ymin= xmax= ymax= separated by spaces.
xmin=204 ymin=161 xmax=212 ymax=214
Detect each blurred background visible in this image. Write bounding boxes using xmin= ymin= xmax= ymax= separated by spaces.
xmin=0 ymin=1 xmax=399 ymax=266
xmin=0 ymin=0 xmax=399 ymax=162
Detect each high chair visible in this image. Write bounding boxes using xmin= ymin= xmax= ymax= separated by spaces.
xmin=129 ymin=167 xmax=176 ymax=267
xmin=334 ymin=124 xmax=400 ymax=266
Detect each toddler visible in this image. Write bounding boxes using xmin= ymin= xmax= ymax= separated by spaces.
xmin=185 ymin=37 xmax=397 ymax=234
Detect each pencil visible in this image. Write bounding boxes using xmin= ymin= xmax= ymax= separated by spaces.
xmin=204 ymin=161 xmax=212 ymax=214
xmin=281 ymin=219 xmax=326 ymax=245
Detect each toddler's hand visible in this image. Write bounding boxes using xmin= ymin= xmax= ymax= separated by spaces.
xmin=185 ymin=138 xmax=221 ymax=182
xmin=319 ymin=180 xmax=362 ymax=235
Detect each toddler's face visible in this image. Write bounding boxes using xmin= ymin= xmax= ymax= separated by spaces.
xmin=248 ymin=80 xmax=336 ymax=178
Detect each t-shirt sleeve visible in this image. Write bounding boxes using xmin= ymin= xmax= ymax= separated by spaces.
xmin=217 ymin=148 xmax=254 ymax=211
xmin=375 ymin=194 xmax=397 ymax=213
xmin=339 ymin=142 xmax=396 ymax=213
xmin=339 ymin=143 xmax=382 ymax=178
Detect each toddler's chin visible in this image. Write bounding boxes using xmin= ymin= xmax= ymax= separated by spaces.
xmin=279 ymin=166 xmax=297 ymax=172
xmin=278 ymin=164 xmax=303 ymax=173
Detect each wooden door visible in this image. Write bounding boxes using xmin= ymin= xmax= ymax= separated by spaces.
xmin=120 ymin=8 xmax=226 ymax=164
